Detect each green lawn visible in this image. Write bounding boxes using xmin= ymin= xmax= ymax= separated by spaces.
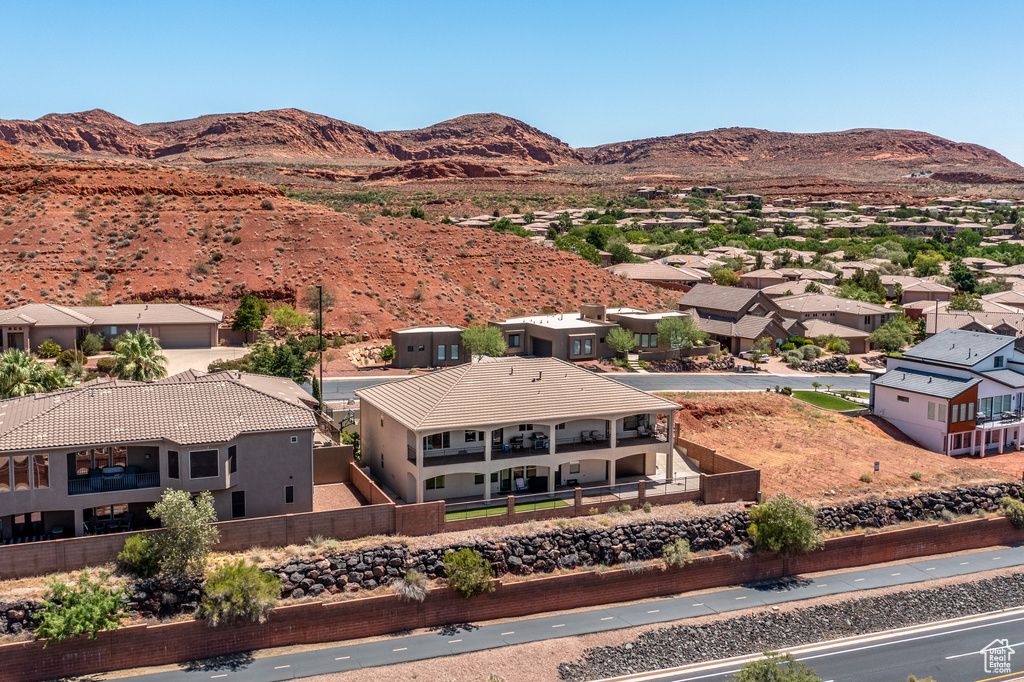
xmin=791 ymin=390 xmax=862 ymax=411
xmin=445 ymin=498 xmax=569 ymax=521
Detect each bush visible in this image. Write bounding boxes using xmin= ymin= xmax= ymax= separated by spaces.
xmin=96 ymin=356 xmax=116 ymax=374
xmin=37 ymin=339 xmax=62 ymax=358
xmin=827 ymin=339 xmax=850 ymax=354
xmin=199 ymin=559 xmax=279 ymax=626
xmin=1000 ymin=496 xmax=1024 ymax=529
xmin=784 ymin=351 xmax=803 ymax=368
xmin=781 ymin=386 xmax=793 ymax=396
xmin=662 ymin=538 xmax=692 ymax=568
xmin=260 ymin=198 xmax=274 ymax=210
xmin=780 ymin=343 xmax=796 ymax=352
xmin=859 ymin=473 xmax=873 ymax=483
xmin=148 ymin=489 xmax=220 ymax=578
xmin=910 ymin=470 xmax=923 ymax=481
xmin=393 ymin=570 xmax=428 ymax=602
xmin=443 ymin=548 xmax=495 ymax=598
xmin=117 ymin=533 xmax=161 ymax=578
xmin=643 ymin=502 xmax=652 ymax=513
xmin=35 ymin=572 xmax=125 ymax=647
xmin=732 ymin=652 xmax=821 ymax=681
xmin=618 ymin=503 xmax=632 ymax=513
xmin=800 ymin=345 xmax=822 ymax=360
xmin=747 ymin=493 xmax=822 ymax=555
xmin=81 ymin=333 xmax=104 ymax=356
xmin=56 ymin=348 xmax=87 ymax=368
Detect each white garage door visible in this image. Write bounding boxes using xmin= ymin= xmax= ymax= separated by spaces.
xmin=156 ymin=325 xmax=211 ymax=349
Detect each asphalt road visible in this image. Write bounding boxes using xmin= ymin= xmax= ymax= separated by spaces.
xmin=322 ymin=373 xmax=872 ymax=401
xmin=613 ymin=608 xmax=1024 ymax=682
xmin=121 ymin=545 xmax=1024 ymax=682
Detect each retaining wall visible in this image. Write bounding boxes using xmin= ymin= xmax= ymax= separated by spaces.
xmin=2 ymin=517 xmax=1018 ymax=682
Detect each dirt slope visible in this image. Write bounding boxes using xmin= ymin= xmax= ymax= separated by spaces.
xmin=0 ymin=141 xmax=669 ymax=337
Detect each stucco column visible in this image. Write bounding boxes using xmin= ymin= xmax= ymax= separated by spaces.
xmin=73 ymin=508 xmax=85 ymax=538
xmin=1000 ymin=428 xmax=1005 ymax=454
xmin=1017 ymin=427 xmax=1021 ymax=452
xmin=483 ymin=429 xmax=492 ymax=502
xmin=609 ymin=459 xmax=616 ymax=486
xmin=610 ymin=418 xmax=617 ymax=449
xmin=666 ymin=411 xmax=675 ymax=483
xmin=415 ymin=435 xmax=424 ymax=503
xmin=976 ymin=429 xmax=983 ymax=457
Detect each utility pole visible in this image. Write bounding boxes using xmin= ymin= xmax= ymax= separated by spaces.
xmin=317 ymin=284 xmax=324 ymax=414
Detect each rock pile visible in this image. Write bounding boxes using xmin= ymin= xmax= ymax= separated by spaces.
xmin=124 ymin=577 xmax=204 ymax=618
xmin=799 ymin=355 xmax=850 ymax=373
xmin=651 ymin=356 xmax=736 ymax=373
xmin=0 ymin=600 xmax=41 ymax=636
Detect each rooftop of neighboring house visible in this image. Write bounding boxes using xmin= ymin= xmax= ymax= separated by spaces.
xmin=499 ymin=308 xmax=640 ymax=330
xmin=902 ymin=328 xmax=1016 ymax=368
xmin=0 ymin=303 xmax=224 ymax=327
xmin=355 ymin=356 xmax=678 ymax=432
xmin=774 ymin=293 xmax=891 ymax=316
xmin=924 ymin=311 xmax=1024 ymax=336
xmin=872 ymin=366 xmax=982 ymax=399
xmin=0 ymin=370 xmax=316 ymax=453
xmin=799 ymin=318 xmax=870 ymax=340
xmin=393 ymin=325 xmax=465 ymax=334
xmin=760 ymin=280 xmax=837 ymax=297
xmin=677 ymin=283 xmax=769 ymax=314
xmin=903 ymin=298 xmax=1017 ymax=314
xmin=606 ymin=261 xmax=706 ymax=282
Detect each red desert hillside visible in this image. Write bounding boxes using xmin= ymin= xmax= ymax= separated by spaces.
xmin=0 ymin=141 xmax=670 ymax=337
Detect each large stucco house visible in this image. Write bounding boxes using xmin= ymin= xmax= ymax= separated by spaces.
xmin=356 ymin=357 xmax=679 ymax=503
xmin=0 ymin=370 xmax=317 ymax=541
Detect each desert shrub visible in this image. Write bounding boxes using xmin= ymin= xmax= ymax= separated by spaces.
xmin=732 ymin=652 xmax=821 ymax=681
xmin=117 ymin=533 xmax=161 ymax=578
xmin=35 ymin=572 xmax=125 ymax=647
xmin=827 ymin=339 xmax=850 ymax=354
xmin=619 ymin=503 xmax=632 ymax=513
xmin=410 ymin=206 xmax=426 ymax=220
xmin=148 ymin=489 xmax=220 ymax=578
xmin=587 ymin=507 xmax=600 ymax=515
xmin=36 ymin=339 xmax=62 ymax=359
xmin=780 ymin=343 xmax=796 ymax=352
xmin=260 ymin=198 xmax=274 ymax=210
xmin=781 ymin=386 xmax=793 ymax=396
xmin=199 ymin=559 xmax=279 ymax=626
xmin=1000 ymin=496 xmax=1024 ymax=529
xmin=643 ymin=502 xmax=652 ymax=513
xmin=747 ymin=493 xmax=822 ymax=555
xmin=56 ymin=348 xmax=87 ymax=368
xmin=784 ymin=351 xmax=803 ymax=368
xmin=393 ymin=570 xmax=428 ymax=602
xmin=910 ymin=470 xmax=923 ymax=481
xmin=800 ymin=344 xmax=823 ymax=360
xmin=859 ymin=473 xmax=873 ymax=483
xmin=662 ymin=538 xmax=692 ymax=568
xmin=96 ymin=356 xmax=116 ymax=374
xmin=81 ymin=333 xmax=104 ymax=356
xmin=940 ymin=508 xmax=957 ymax=524
xmin=443 ymin=548 xmax=495 ymax=598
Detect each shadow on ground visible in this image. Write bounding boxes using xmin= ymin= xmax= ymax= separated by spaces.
xmin=180 ymin=651 xmax=256 ymax=672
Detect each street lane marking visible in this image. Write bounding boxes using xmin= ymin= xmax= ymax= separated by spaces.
xmin=891 ymin=572 xmax=901 ymax=576
xmin=335 ymin=656 xmax=350 ymax=661
xmin=211 ymin=676 xmax=227 ymax=680
xmin=817 ymin=584 xmax=827 ymax=587
xmin=993 ymin=557 xmax=1001 ymax=560
xmin=854 ymin=578 xmax=865 ymax=582
xmin=552 ymin=624 xmax=565 ymax=628
xmin=926 ymin=567 xmax=936 ymax=571
xmin=393 ymin=647 xmax=407 ymax=652
xmin=960 ymin=561 xmax=969 ymax=565
xmin=274 ymin=665 xmax=290 ymax=669
xmin=735 ymin=596 xmax=747 ymax=600
xmin=501 ymin=631 xmax=515 ymax=635
xmin=601 ymin=617 xmax=614 ymax=621
xmin=972 ymin=672 xmax=1024 ymax=682
xmin=946 ymin=638 xmax=1024 ymax=660
xmin=692 ymin=602 xmax=704 ymax=606
xmin=449 ymin=639 xmax=462 ymax=643
xmin=648 ymin=609 xmax=660 ymax=613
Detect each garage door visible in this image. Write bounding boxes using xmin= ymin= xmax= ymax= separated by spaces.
xmin=155 ymin=325 xmax=210 ymax=349
xmin=532 ymin=338 xmax=553 ymax=357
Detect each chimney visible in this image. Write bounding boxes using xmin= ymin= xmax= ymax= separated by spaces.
xmin=538 ymin=371 xmax=543 ymax=380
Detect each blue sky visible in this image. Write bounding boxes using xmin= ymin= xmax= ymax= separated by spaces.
xmin=3 ymin=0 xmax=1023 ymax=163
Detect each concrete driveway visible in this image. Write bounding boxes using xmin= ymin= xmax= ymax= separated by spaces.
xmin=163 ymin=347 xmax=248 ymax=375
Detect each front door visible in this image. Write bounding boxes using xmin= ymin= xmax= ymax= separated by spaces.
xmin=6 ymin=332 xmax=24 ymax=351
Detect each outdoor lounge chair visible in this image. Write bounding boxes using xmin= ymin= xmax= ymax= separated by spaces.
xmin=581 ymin=431 xmax=594 ymax=444
xmin=590 ymin=430 xmax=604 ymax=441
xmin=637 ymin=424 xmax=649 ymax=437
xmin=514 ymin=477 xmax=528 ymax=492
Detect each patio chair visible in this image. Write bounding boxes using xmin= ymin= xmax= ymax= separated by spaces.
xmin=581 ymin=430 xmax=594 ymax=444
xmin=590 ymin=430 xmax=604 ymax=442
xmin=514 ymin=477 xmax=528 ymax=492
xmin=637 ymin=424 xmax=649 ymax=438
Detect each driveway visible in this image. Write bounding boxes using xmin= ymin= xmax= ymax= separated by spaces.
xmin=163 ymin=347 xmax=248 ymax=375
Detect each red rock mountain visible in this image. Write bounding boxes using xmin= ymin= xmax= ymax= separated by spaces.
xmin=582 ymin=127 xmax=1018 ymax=170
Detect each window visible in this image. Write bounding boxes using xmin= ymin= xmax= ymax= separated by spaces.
xmin=927 ymin=402 xmax=935 ymax=421
xmin=290 ymin=436 xmax=298 ymax=444
xmin=518 ymin=424 xmax=533 ymax=431
xmin=32 ymin=454 xmax=48 ymax=489
xmin=508 ymin=334 xmax=521 ymax=348
xmin=995 ymin=356 xmax=1005 ymax=368
xmin=952 ymin=406 xmax=959 ymax=423
xmin=418 ymin=345 xmax=425 ymax=352
xmin=425 ymin=475 xmax=445 ymax=490
xmin=979 ymin=397 xmax=992 ymax=418
xmin=407 ymin=345 xmax=413 ymax=353
xmin=0 ymin=458 xmax=8 ymax=493
xmin=897 ymin=395 xmax=909 ymax=403
xmin=864 ymin=316 xmax=871 ymax=325
xmin=641 ymin=333 xmax=650 ymax=348
xmin=474 ymin=474 xmax=485 ymax=485
xmin=599 ymin=337 xmax=605 ymax=343
xmin=380 ymin=452 xmax=384 ymax=468
xmin=954 ymin=434 xmax=962 ymax=449
xmin=12 ymin=456 xmax=29 ymax=491
xmin=189 ymin=450 xmax=219 ymax=479
xmin=960 ymin=403 xmax=968 ymax=423
xmin=490 ymin=472 xmax=498 ymax=483
xmin=228 ymin=445 xmax=237 ymax=474
xmin=968 ymin=403 xmax=975 ymax=420
xmin=569 ymin=462 xmax=581 ymax=474
xmin=650 ymin=333 xmax=657 ymax=348
xmin=465 ymin=431 xmax=484 ymax=443
xmin=285 ymin=485 xmax=294 ymax=504
xmin=584 ymin=339 xmax=592 ymax=354
xmin=451 ymin=345 xmax=459 ymax=360
xmin=424 ymin=432 xmax=450 ymax=450
xmin=573 ymin=339 xmax=581 ymax=356
xmin=438 ymin=345 xmax=446 ymax=361
xmin=231 ymin=491 xmax=245 ymax=518
xmin=168 ymin=451 xmax=179 ymax=479
xmin=937 ymin=404 xmax=946 ymax=422
xmin=556 ymin=423 xmax=565 ymax=430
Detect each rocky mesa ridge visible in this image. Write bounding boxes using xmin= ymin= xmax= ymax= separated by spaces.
xmin=0 ymin=109 xmax=1017 ymax=172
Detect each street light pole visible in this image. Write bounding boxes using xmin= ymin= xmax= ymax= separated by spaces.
xmin=317 ymin=284 xmax=324 ymax=414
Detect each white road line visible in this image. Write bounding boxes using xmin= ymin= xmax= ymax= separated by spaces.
xmin=335 ymin=656 xmax=350 ymax=661
xmin=891 ymin=572 xmax=901 ymax=576
xmin=501 ymin=631 xmax=515 ymax=635
xmin=960 ymin=561 xmax=969 ymax=565
xmin=994 ymin=557 xmax=1002 ymax=560
xmin=946 ymin=638 xmax=1024 ymax=660
xmin=854 ymin=578 xmax=865 ymax=582
xmin=274 ymin=665 xmax=290 ymax=669
xmin=449 ymin=639 xmax=462 ymax=643
xmin=211 ymin=676 xmax=227 ymax=680
xmin=393 ymin=647 xmax=407 ymax=652
xmin=925 ymin=567 xmax=936 ymax=571
xmin=692 ymin=603 xmax=704 ymax=606
xmin=552 ymin=623 xmax=565 ymax=628
xmin=735 ymin=596 xmax=747 ymax=600
xmin=601 ymin=617 xmax=614 ymax=621
xmin=648 ymin=609 xmax=660 ymax=613
xmin=817 ymin=584 xmax=827 ymax=588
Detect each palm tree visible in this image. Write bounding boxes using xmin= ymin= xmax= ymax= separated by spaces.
xmin=111 ymin=330 xmax=169 ymax=382
xmin=0 ymin=348 xmax=71 ymax=399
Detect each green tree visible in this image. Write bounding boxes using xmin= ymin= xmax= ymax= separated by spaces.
xmin=379 ymin=344 xmax=396 ymax=366
xmin=730 ymin=652 xmax=822 ymax=681
xmin=712 ymin=268 xmax=740 ymax=286
xmin=657 ymin=316 xmax=709 ymax=349
xmin=867 ymin=316 xmax=918 ymax=353
xmin=554 ymin=234 xmax=602 ymax=265
xmin=247 ymin=333 xmax=318 ymax=383
xmin=110 ymin=330 xmax=168 ymax=382
xmin=912 ymin=250 xmax=944 ymax=277
xmin=270 ymin=304 xmax=311 ymax=331
xmin=0 ymin=348 xmax=70 ymax=398
xmin=148 ymin=489 xmax=220 ymax=578
xmin=607 ymin=241 xmax=634 ymax=264
xmin=607 ymin=327 xmax=637 ymax=357
xmin=443 ymin=548 xmax=495 ymax=598
xmin=232 ymin=292 xmax=269 ymax=343
xmin=948 ymin=293 xmax=983 ymax=311
xmin=35 ymin=572 xmax=125 ymax=647
xmin=199 ymin=559 xmax=280 ymax=626
xmin=460 ymin=324 xmax=507 ymax=361
xmin=303 ymin=282 xmax=338 ymax=311
xmin=80 ymin=332 xmax=104 ymax=356
xmin=748 ymin=336 xmax=772 ymax=368
xmin=557 ymin=212 xmax=573 ymax=232
xmin=747 ymin=493 xmax=822 ymax=555
xmin=948 ymin=258 xmax=978 ymax=293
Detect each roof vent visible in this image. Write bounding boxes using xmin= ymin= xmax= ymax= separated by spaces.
xmin=928 ymin=377 xmax=933 ymax=383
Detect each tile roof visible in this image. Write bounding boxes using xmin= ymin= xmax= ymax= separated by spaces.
xmin=0 ymin=372 xmax=315 ymax=452
xmin=355 ymin=356 xmax=678 ymax=432
xmin=800 ymin=319 xmax=869 ymax=339
xmin=872 ymin=367 xmax=980 ymax=399
xmin=760 ymin=280 xmax=836 ymax=297
xmin=925 ymin=311 xmax=1024 ymax=336
xmin=903 ymin=328 xmax=1015 ymax=367
xmin=606 ymin=262 xmax=704 ymax=282
xmin=774 ymin=293 xmax=891 ymax=316
xmin=677 ymin=283 xmax=762 ymax=314
xmin=0 ymin=303 xmax=223 ymax=327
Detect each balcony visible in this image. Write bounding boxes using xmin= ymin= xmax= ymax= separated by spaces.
xmin=68 ymin=469 xmax=160 ymax=496
xmin=555 ymin=434 xmax=612 ymax=454
xmin=422 ymin=445 xmax=486 ymax=468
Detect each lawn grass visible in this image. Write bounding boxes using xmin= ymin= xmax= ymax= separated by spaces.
xmin=791 ymin=390 xmax=862 ymax=411
xmin=445 ymin=498 xmax=569 ymax=521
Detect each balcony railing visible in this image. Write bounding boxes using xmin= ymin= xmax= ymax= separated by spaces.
xmin=68 ymin=471 xmax=160 ymax=496
xmin=422 ymin=445 xmax=486 ymax=468
xmin=555 ymin=436 xmax=611 ymax=454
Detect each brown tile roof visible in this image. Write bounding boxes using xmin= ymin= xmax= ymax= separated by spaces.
xmin=606 ymin=262 xmax=704 ymax=282
xmin=677 ymin=283 xmax=762 ymax=314
xmin=0 ymin=373 xmax=315 ymax=452
xmin=0 ymin=303 xmax=223 ymax=328
xmin=355 ymin=357 xmax=678 ymax=431
xmin=775 ymin=293 xmax=890 ymax=316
